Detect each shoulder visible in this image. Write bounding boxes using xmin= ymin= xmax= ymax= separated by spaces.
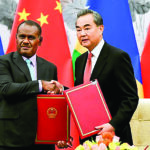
xmin=105 ymin=42 xmax=126 ymax=53
xmin=104 ymin=43 xmax=133 ymax=70
xmin=37 ymin=56 xmax=57 ymax=69
xmin=0 ymin=52 xmax=16 ymax=62
xmin=104 ymin=42 xmax=130 ymax=59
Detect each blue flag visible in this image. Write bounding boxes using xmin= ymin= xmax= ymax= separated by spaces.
xmin=0 ymin=36 xmax=4 ymax=56
xmin=86 ymin=0 xmax=143 ymax=97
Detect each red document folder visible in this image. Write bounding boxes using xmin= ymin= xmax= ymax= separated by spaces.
xmin=64 ymin=80 xmax=112 ymax=139
xmin=35 ymin=95 xmax=70 ymax=144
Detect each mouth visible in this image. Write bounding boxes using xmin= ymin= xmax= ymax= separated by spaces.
xmin=81 ymin=39 xmax=89 ymax=43
xmin=21 ymin=46 xmax=31 ymax=50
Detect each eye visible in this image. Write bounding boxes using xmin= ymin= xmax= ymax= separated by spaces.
xmin=28 ymin=36 xmax=35 ymax=40
xmin=18 ymin=35 xmax=25 ymax=39
xmin=76 ymin=29 xmax=81 ymax=32
xmin=85 ymin=27 xmax=90 ymax=30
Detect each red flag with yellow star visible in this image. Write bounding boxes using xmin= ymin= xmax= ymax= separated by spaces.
xmin=6 ymin=0 xmax=74 ymax=88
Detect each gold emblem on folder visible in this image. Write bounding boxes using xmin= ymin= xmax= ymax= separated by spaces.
xmin=47 ymin=107 xmax=57 ymax=118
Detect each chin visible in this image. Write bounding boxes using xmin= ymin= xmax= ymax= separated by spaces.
xmin=19 ymin=52 xmax=31 ymax=58
xmin=81 ymin=42 xmax=90 ymax=47
xmin=82 ymin=44 xmax=89 ymax=49
xmin=18 ymin=49 xmax=32 ymax=57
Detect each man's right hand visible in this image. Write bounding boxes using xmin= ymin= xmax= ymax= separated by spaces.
xmin=41 ymin=80 xmax=63 ymax=94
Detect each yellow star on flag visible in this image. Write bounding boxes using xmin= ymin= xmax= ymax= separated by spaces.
xmin=54 ymin=1 xmax=62 ymax=13
xmin=37 ymin=13 xmax=49 ymax=27
xmin=18 ymin=8 xmax=30 ymax=21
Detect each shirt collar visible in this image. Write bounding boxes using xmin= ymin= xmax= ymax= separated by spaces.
xmin=22 ymin=54 xmax=36 ymax=67
xmin=89 ymin=39 xmax=105 ymax=58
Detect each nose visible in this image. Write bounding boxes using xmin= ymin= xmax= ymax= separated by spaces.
xmin=80 ymin=29 xmax=87 ymax=36
xmin=23 ymin=37 xmax=30 ymax=43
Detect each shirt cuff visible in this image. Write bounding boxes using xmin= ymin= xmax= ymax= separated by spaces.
xmin=38 ymin=80 xmax=42 ymax=92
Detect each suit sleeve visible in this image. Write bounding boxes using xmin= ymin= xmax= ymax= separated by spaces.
xmin=109 ymin=51 xmax=139 ymax=131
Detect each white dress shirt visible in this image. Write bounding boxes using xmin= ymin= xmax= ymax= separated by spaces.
xmin=89 ymin=39 xmax=105 ymax=73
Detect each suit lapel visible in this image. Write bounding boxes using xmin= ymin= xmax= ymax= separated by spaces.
xmin=13 ymin=52 xmax=31 ymax=81
xmin=77 ymin=52 xmax=88 ymax=84
xmin=36 ymin=56 xmax=44 ymax=80
xmin=80 ymin=52 xmax=88 ymax=75
xmin=91 ymin=42 xmax=109 ymax=80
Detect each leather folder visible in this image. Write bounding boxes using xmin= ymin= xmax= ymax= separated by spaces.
xmin=64 ymin=80 xmax=112 ymax=139
xmin=35 ymin=94 xmax=70 ymax=144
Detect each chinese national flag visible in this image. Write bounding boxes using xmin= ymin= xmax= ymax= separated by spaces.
xmin=6 ymin=0 xmax=79 ymax=149
xmin=141 ymin=24 xmax=150 ymax=98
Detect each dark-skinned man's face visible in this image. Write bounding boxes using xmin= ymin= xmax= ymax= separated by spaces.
xmin=16 ymin=23 xmax=41 ymax=58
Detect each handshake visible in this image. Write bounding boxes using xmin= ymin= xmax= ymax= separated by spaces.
xmin=41 ymin=80 xmax=63 ymax=94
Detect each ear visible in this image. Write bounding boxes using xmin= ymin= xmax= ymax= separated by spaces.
xmin=39 ymin=36 xmax=43 ymax=46
xmin=99 ymin=25 xmax=104 ymax=33
xmin=16 ymin=34 xmax=18 ymax=44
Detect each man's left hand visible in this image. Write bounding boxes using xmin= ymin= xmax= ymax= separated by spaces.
xmin=95 ymin=123 xmax=115 ymax=135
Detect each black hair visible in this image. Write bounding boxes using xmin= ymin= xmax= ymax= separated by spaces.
xmin=17 ymin=20 xmax=42 ymax=37
xmin=76 ymin=9 xmax=103 ymax=26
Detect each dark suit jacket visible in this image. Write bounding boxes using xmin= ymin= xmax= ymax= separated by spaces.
xmin=75 ymin=42 xmax=139 ymax=145
xmin=0 ymin=51 xmax=57 ymax=147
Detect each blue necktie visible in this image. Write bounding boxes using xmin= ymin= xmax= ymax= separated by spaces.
xmin=25 ymin=59 xmax=35 ymax=80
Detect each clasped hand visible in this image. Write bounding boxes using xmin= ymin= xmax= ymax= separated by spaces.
xmin=56 ymin=137 xmax=73 ymax=149
xmin=42 ymin=80 xmax=63 ymax=94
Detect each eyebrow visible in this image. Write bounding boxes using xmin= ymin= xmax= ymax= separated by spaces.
xmin=76 ymin=24 xmax=91 ymax=28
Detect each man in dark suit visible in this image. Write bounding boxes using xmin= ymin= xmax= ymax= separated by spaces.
xmin=0 ymin=20 xmax=63 ymax=150
xmin=75 ymin=9 xmax=139 ymax=145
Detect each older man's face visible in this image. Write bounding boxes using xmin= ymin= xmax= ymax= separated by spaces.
xmin=76 ymin=14 xmax=104 ymax=51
